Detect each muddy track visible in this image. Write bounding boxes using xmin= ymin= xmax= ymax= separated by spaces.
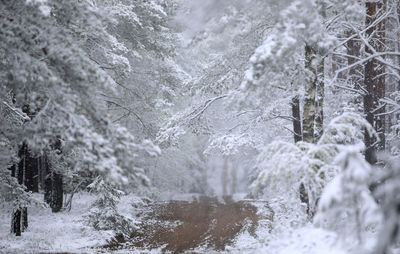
xmin=106 ymin=196 xmax=273 ymax=253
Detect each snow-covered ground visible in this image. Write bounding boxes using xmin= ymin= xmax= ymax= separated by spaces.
xmin=0 ymin=193 xmax=113 ymax=254
xmin=0 ymin=193 xmax=370 ymax=254
xmin=228 ymin=199 xmax=349 ymax=254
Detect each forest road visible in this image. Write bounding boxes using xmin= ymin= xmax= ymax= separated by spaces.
xmin=105 ymin=196 xmax=273 ymax=253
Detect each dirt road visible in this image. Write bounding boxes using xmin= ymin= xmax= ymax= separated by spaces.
xmin=106 ymin=196 xmax=273 ymax=253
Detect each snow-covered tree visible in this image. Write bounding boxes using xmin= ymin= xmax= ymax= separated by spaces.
xmin=250 ymin=113 xmax=377 ymax=218
xmin=0 ymin=0 xmax=161 ymax=235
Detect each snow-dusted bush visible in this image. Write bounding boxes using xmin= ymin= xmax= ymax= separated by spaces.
xmin=315 ymin=147 xmax=381 ymax=245
xmin=85 ymin=177 xmax=133 ymax=236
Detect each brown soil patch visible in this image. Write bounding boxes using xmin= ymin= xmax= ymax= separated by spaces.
xmin=105 ymin=196 xmax=273 ymax=253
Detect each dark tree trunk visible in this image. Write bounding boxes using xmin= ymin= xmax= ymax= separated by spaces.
xmin=315 ymin=60 xmax=324 ymax=141
xmin=43 ymin=155 xmax=52 ymax=204
xmin=11 ymin=145 xmax=25 ymax=236
xmin=291 ymin=96 xmax=302 ymax=143
xmin=364 ymin=1 xmax=386 ymax=164
xmin=24 ymin=152 xmax=39 ymax=193
xmin=22 ymin=207 xmax=28 ymax=232
xmin=299 ymin=183 xmax=309 ymax=215
xmin=44 ymin=137 xmax=64 ymax=212
xmin=364 ymin=94 xmax=377 ymax=164
xmin=51 ymin=172 xmax=63 ymax=213
xmin=12 ymin=209 xmax=21 ymax=236
xmin=10 ymin=164 xmax=16 ymax=177
xmin=44 ymin=169 xmax=64 ymax=212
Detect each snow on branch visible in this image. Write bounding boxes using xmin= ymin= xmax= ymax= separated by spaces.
xmin=1 ymin=101 xmax=31 ymax=121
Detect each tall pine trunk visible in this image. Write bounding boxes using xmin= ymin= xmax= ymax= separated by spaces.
xmin=364 ymin=1 xmax=386 ymax=164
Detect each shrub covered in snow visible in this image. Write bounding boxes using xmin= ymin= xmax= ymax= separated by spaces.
xmin=85 ymin=177 xmax=133 ymax=237
xmin=315 ymin=147 xmax=381 ymax=245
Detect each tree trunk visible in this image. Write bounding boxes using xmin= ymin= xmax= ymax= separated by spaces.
xmin=291 ymin=95 xmax=302 ymax=143
xmin=44 ymin=155 xmax=52 ymax=205
xmin=11 ymin=146 xmax=25 ymax=236
xmin=45 ymin=169 xmax=64 ymax=212
xmin=24 ymin=151 xmax=39 ymax=193
xmin=12 ymin=209 xmax=21 ymax=236
xmin=303 ymin=45 xmax=317 ymax=143
xmin=315 ymin=60 xmax=324 ymax=141
xmin=303 ymin=45 xmax=324 ymax=143
xmin=51 ymin=172 xmax=63 ymax=213
xmin=364 ymin=1 xmax=386 ymax=164
xmin=22 ymin=207 xmax=28 ymax=232
xmin=299 ymin=183 xmax=309 ymax=215
xmin=44 ymin=137 xmax=64 ymax=212
xmin=302 ymin=44 xmax=324 ymax=217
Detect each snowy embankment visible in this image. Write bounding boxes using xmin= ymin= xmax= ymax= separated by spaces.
xmin=0 ymin=193 xmax=121 ymax=253
xmin=228 ymin=199 xmax=348 ymax=254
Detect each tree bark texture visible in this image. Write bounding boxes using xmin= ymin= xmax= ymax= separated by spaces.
xmin=11 ymin=145 xmax=25 ymax=236
xmin=12 ymin=209 xmax=21 ymax=236
xmin=303 ymin=45 xmax=317 ymax=143
xmin=303 ymin=45 xmax=324 ymax=143
xmin=315 ymin=60 xmax=325 ymax=141
xmin=364 ymin=1 xmax=386 ymax=164
xmin=291 ymin=96 xmax=302 ymax=143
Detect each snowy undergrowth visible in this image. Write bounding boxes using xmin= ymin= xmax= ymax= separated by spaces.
xmin=0 ymin=192 xmax=141 ymax=254
xmin=228 ymin=146 xmax=383 ymax=254
xmin=226 ymin=198 xmax=349 ymax=254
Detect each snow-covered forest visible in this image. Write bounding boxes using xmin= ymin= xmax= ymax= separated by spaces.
xmin=1 ymin=0 xmax=400 ymax=253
